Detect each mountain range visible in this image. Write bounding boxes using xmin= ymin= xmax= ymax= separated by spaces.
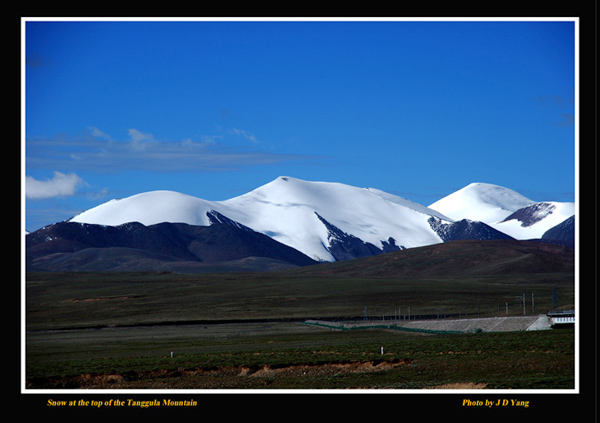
xmin=25 ymin=176 xmax=575 ymax=272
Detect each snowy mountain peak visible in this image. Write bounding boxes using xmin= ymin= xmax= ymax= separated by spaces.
xmin=428 ymin=182 xmax=534 ymax=223
xmin=428 ymin=183 xmax=574 ymax=240
xmin=70 ymin=190 xmax=215 ymax=227
xmin=219 ymin=176 xmax=458 ymax=261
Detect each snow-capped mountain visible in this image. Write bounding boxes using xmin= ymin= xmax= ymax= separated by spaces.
xmin=428 ymin=183 xmax=535 ymax=223
xmin=68 ymin=176 xmax=512 ymax=263
xmin=428 ymin=182 xmax=575 ymax=240
xmin=69 ymin=177 xmax=445 ymax=262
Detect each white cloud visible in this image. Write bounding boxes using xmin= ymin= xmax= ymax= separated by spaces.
xmin=127 ymin=128 xmax=156 ymax=151
xmin=26 ymin=171 xmax=87 ymax=199
xmin=230 ymin=128 xmax=258 ymax=144
xmin=87 ymin=126 xmax=113 ymax=141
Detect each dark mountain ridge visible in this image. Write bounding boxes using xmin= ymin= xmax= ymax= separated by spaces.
xmin=542 ymin=215 xmax=575 ymax=242
xmin=427 ymin=217 xmax=514 ymax=242
xmin=26 ymin=214 xmax=318 ymax=272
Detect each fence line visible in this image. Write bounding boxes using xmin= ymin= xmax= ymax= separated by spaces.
xmin=360 ymin=297 xmax=550 ymax=323
xmin=302 ymin=320 xmax=464 ymax=335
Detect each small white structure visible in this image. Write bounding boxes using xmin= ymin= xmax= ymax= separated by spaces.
xmin=547 ymin=310 xmax=575 ymax=327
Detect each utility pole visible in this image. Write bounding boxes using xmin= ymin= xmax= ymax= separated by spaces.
xmin=532 ymin=293 xmax=535 ymax=315
xmin=523 ymin=293 xmax=526 ymax=316
xmin=552 ymin=284 xmax=559 ymax=312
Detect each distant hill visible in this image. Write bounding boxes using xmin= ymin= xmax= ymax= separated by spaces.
xmin=293 ymin=239 xmax=574 ymax=278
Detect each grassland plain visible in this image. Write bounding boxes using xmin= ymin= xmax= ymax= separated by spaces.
xmin=26 ymin=270 xmax=574 ymax=330
xmin=25 ymin=269 xmax=575 ymax=390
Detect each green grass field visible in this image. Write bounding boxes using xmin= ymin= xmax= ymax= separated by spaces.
xmin=25 ymin=271 xmax=575 ymax=390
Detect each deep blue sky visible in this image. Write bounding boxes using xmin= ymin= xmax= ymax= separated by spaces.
xmin=23 ymin=18 xmax=576 ymax=231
